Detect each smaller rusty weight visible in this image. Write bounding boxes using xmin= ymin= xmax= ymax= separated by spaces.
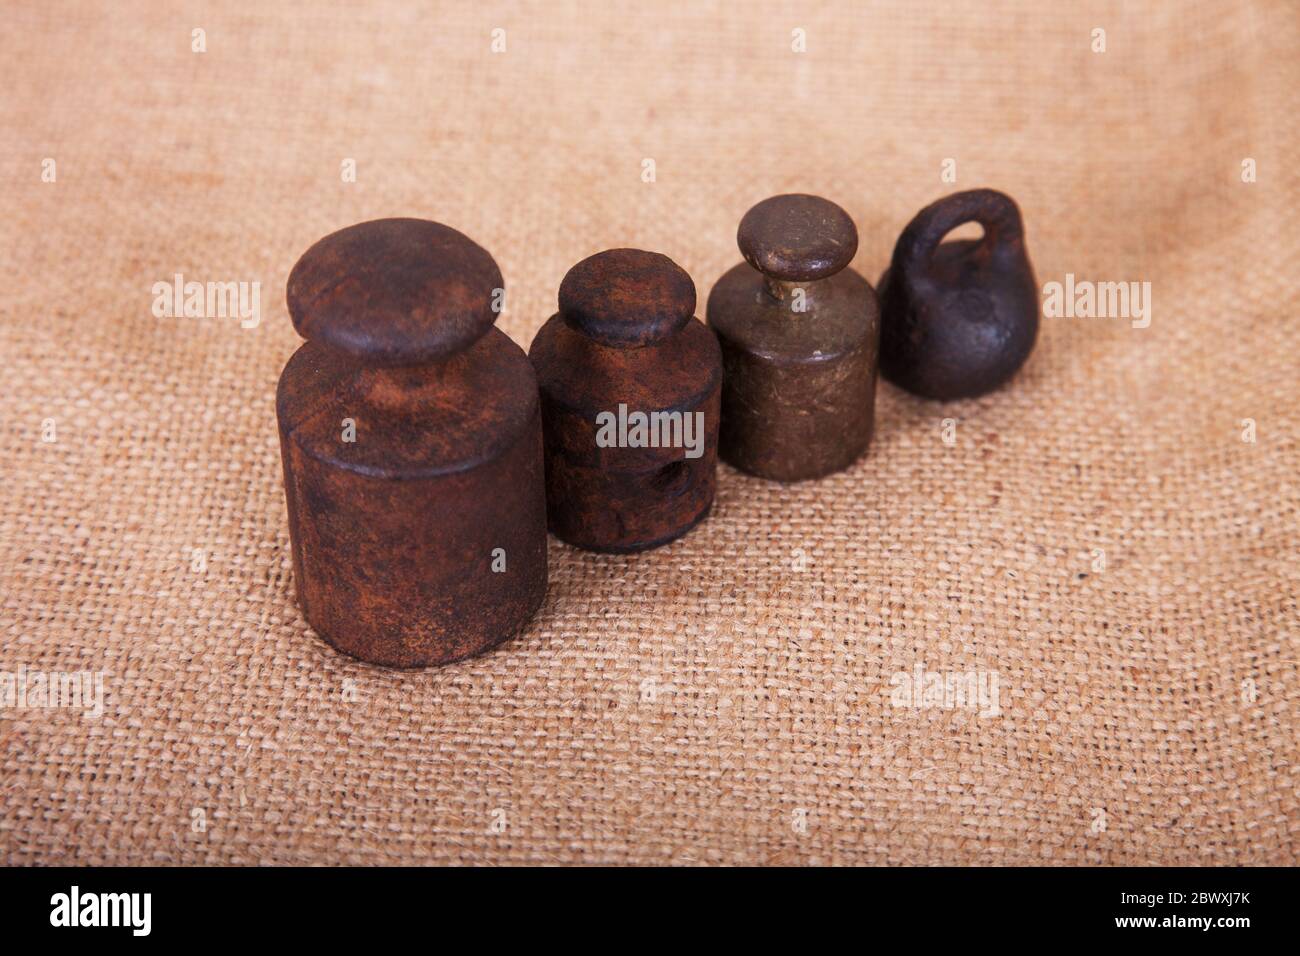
xmin=707 ymin=194 xmax=881 ymax=482
xmin=878 ymin=188 xmax=1038 ymax=400
xmin=530 ymin=248 xmax=721 ymax=553
xmin=278 ymin=218 xmax=547 ymax=668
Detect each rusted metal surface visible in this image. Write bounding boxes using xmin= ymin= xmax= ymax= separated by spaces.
xmin=707 ymin=194 xmax=880 ymax=482
xmin=287 ymin=218 xmax=504 ymax=365
xmin=530 ymin=248 xmax=721 ymax=553
xmin=878 ymin=188 xmax=1038 ymax=400
xmin=558 ymin=247 xmax=697 ymax=348
xmin=278 ymin=218 xmax=547 ymax=668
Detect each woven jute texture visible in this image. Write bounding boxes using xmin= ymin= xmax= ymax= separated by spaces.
xmin=2 ymin=0 xmax=1296 ymax=866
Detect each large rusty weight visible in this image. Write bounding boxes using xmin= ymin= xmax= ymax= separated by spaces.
xmin=878 ymin=188 xmax=1038 ymax=400
xmin=277 ymin=218 xmax=547 ymax=668
xmin=529 ymin=248 xmax=721 ymax=552
xmin=707 ymin=194 xmax=881 ymax=482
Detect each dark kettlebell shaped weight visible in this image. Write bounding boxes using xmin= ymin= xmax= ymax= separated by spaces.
xmin=529 ymin=249 xmax=721 ymax=553
xmin=707 ymin=194 xmax=881 ymax=482
xmin=879 ymin=188 xmax=1038 ymax=400
xmin=278 ymin=218 xmax=547 ymax=668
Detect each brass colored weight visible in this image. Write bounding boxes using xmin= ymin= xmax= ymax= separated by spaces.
xmin=707 ymin=194 xmax=881 ymax=482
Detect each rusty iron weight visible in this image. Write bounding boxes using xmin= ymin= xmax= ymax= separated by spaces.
xmin=707 ymin=194 xmax=881 ymax=482
xmin=277 ymin=218 xmax=547 ymax=668
xmin=529 ymin=248 xmax=722 ymax=553
xmin=879 ymin=188 xmax=1039 ymax=400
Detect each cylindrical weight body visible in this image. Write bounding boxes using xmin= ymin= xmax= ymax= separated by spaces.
xmin=277 ymin=329 xmax=547 ymax=667
xmin=529 ymin=313 xmax=721 ymax=553
xmin=707 ymin=264 xmax=879 ymax=482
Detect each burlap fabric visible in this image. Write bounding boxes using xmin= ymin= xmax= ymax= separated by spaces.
xmin=2 ymin=1 xmax=1295 ymax=865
